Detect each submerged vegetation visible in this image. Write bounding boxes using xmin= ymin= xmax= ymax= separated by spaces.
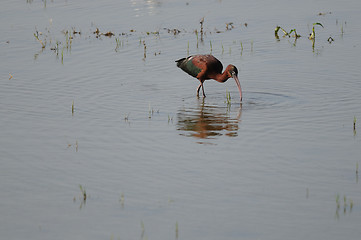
xmin=73 ymin=184 xmax=87 ymax=209
xmin=353 ymin=116 xmax=357 ymax=135
xmin=71 ymin=100 xmax=74 ymax=115
xmin=79 ymin=184 xmax=87 ymax=202
xmin=335 ymin=193 xmax=354 ymax=219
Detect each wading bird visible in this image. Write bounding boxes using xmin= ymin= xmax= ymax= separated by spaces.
xmin=176 ymin=54 xmax=242 ymax=101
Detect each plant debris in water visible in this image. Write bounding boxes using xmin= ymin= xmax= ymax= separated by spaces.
xmin=33 ymin=30 xmax=45 ymax=48
xmin=335 ymin=193 xmax=354 ymax=219
xmin=318 ymin=11 xmax=332 ymax=16
xmin=71 ymin=100 xmax=74 ymax=115
xmin=93 ymin=28 xmax=115 ymax=38
xmin=79 ymin=184 xmax=86 ymax=201
xmin=225 ymin=22 xmax=234 ymax=30
xmin=164 ymin=28 xmax=181 ymax=35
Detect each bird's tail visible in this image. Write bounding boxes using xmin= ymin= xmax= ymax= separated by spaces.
xmin=175 ymin=58 xmax=186 ymax=68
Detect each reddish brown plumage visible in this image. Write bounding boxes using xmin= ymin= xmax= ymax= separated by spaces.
xmin=176 ymin=54 xmax=242 ymax=101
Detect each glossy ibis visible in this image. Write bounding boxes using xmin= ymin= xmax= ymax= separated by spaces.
xmin=176 ymin=54 xmax=242 ymax=101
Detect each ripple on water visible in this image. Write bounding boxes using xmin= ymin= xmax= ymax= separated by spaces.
xmin=176 ymin=90 xmax=299 ymax=141
xmin=242 ymin=91 xmax=298 ymax=110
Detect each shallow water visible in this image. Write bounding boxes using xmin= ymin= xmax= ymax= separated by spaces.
xmin=1 ymin=0 xmax=361 ymax=239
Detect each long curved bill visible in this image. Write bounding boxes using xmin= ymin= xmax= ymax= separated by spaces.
xmin=233 ymin=74 xmax=242 ymax=102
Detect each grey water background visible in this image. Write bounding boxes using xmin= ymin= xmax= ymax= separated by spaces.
xmin=1 ymin=0 xmax=361 ymax=239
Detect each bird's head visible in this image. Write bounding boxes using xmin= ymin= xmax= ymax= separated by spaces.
xmin=227 ymin=65 xmax=242 ymax=102
xmin=228 ymin=65 xmax=238 ymax=78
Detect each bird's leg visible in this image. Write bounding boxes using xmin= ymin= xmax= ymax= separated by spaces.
xmin=200 ymin=82 xmax=206 ymax=97
xmin=197 ymin=80 xmax=206 ymax=97
xmin=196 ymin=83 xmax=202 ymax=97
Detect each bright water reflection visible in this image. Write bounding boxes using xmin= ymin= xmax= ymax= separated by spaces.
xmin=130 ymin=0 xmax=162 ymax=17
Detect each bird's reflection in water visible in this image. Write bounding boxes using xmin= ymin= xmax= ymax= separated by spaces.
xmin=177 ymin=100 xmax=242 ymax=140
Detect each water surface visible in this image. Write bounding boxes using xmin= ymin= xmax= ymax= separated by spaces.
xmin=1 ymin=0 xmax=361 ymax=239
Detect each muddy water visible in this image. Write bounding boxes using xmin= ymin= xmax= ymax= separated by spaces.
xmin=1 ymin=0 xmax=361 ymax=239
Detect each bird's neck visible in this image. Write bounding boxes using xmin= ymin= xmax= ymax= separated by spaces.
xmin=211 ymin=71 xmax=230 ymax=83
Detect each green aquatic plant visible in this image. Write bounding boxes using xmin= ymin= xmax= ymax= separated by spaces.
xmin=309 ymin=22 xmax=324 ymax=40
xmin=79 ymin=184 xmax=86 ymax=201
xmin=71 ymin=100 xmax=74 ymax=115
xmin=63 ymin=30 xmax=73 ymax=50
xmin=168 ymin=115 xmax=173 ymax=123
xmin=335 ymin=193 xmax=354 ymax=217
xmin=356 ymin=162 xmax=359 ymax=175
xmin=142 ymin=40 xmax=147 ymax=59
xmin=33 ymin=32 xmax=45 ymax=48
xmin=115 ymin=37 xmax=121 ymax=51
xmin=61 ymin=46 xmax=65 ymax=64
xmin=148 ymin=103 xmax=159 ymax=119
xmin=274 ymin=26 xmax=289 ymax=39
xmin=187 ymin=41 xmax=189 ymax=55
xmin=308 ymin=23 xmax=323 ymax=52
xmin=275 ymin=26 xmax=302 ymax=39
xmin=225 ymin=90 xmax=231 ymax=106
xmin=353 ymin=116 xmax=357 ymax=130
xmin=341 ymin=21 xmax=344 ymax=36
xmin=289 ymin=29 xmax=301 ymax=38
xmin=119 ymin=192 xmax=125 ymax=208
xmin=195 ymin=30 xmax=199 ymax=48
xmin=336 ymin=193 xmax=340 ymax=209
xmin=349 ymin=198 xmax=354 ymax=211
